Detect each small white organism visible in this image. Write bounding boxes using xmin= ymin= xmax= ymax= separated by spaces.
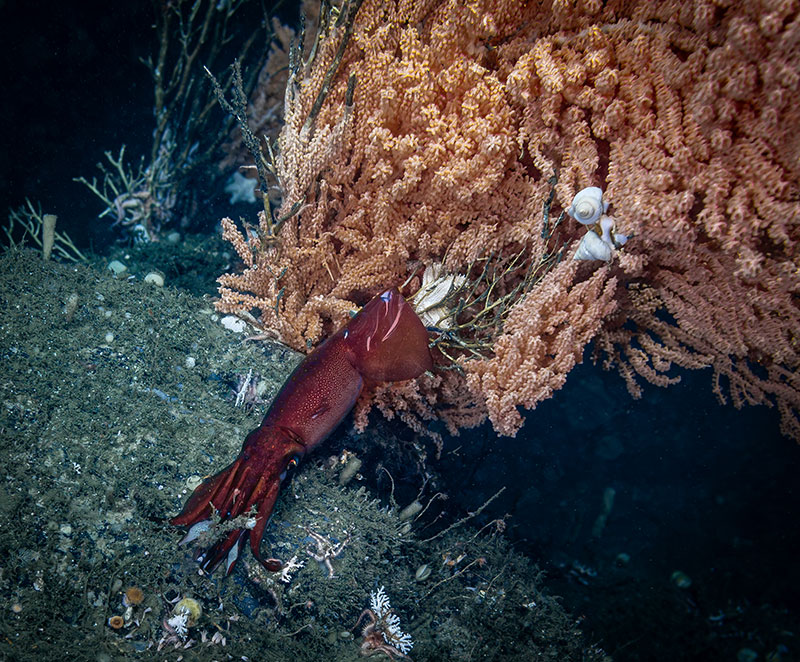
xmin=167 ymin=609 xmax=188 ymax=639
xmin=279 ymin=555 xmax=306 ymax=583
xmin=567 ymin=186 xmax=608 ymax=225
xmin=224 ymin=171 xmax=258 ymax=204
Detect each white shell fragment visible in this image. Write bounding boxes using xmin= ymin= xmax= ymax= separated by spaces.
xmin=410 ymin=263 xmax=467 ymax=329
xmin=220 ymin=315 xmax=248 ymax=333
xmin=573 ymin=215 xmax=629 ymax=262
xmin=225 ymin=538 xmax=241 ymax=574
xmin=144 ymin=271 xmax=165 ymax=287
xmin=599 ymin=215 xmax=629 ymax=248
xmin=573 ymin=230 xmax=613 ymax=262
xmin=107 ymin=260 xmax=128 ymax=277
xmin=415 ymin=563 xmax=432 ymax=581
xmin=567 ymin=186 xmax=609 ymax=225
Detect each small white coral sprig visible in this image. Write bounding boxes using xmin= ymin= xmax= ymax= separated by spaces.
xmin=166 ymin=609 xmax=189 ymax=639
xmin=157 ymin=596 xmax=203 ymax=651
xmin=370 ymin=585 xmax=392 ymax=617
xmin=279 ymin=554 xmax=305 ymax=583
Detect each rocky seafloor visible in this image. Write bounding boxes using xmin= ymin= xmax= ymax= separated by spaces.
xmin=0 ymin=248 xmax=605 ymax=661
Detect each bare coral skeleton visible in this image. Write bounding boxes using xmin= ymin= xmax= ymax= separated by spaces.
xmin=354 ymin=586 xmax=413 ymax=660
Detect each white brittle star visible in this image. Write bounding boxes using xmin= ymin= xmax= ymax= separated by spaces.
xmin=304 ymin=527 xmax=350 ymax=578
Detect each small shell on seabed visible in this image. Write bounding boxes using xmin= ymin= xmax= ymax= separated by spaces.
xmin=415 ymin=564 xmax=432 ymax=581
xmin=144 ymin=271 xmax=165 ymax=287
xmin=107 ymin=260 xmax=128 ymax=277
xmin=567 ymin=186 xmax=608 ymax=225
xmin=173 ymin=597 xmax=202 ymax=626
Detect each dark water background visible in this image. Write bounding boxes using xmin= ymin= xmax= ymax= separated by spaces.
xmin=445 ymin=364 xmax=799 ymax=660
xmin=2 ymin=2 xmax=797 ymax=660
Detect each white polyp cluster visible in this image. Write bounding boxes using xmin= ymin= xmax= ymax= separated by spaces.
xmin=370 ymin=586 xmax=414 ymax=654
xmin=167 ymin=609 xmax=189 ymax=639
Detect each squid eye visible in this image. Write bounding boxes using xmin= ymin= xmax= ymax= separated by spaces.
xmin=280 ymin=454 xmax=302 ymax=482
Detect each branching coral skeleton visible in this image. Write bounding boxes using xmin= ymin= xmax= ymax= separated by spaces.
xmin=354 ymin=586 xmax=413 ymax=660
xmin=279 ymin=554 xmax=305 ymax=583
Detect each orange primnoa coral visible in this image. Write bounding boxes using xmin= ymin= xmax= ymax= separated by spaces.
xmin=218 ymin=0 xmax=800 ymax=441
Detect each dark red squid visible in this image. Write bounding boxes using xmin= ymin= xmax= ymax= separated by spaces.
xmin=171 ymin=288 xmax=432 ymax=574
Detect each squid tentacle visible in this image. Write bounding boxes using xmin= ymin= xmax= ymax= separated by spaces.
xmin=171 ymin=288 xmax=433 ymax=574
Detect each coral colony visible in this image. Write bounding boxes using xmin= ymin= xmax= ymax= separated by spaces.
xmin=355 ymin=586 xmax=413 ymax=659
xmin=216 ymin=0 xmax=799 ymax=442
xmin=166 ymin=609 xmax=189 ymax=639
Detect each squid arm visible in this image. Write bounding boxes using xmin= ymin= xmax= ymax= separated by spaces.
xmin=171 ymin=288 xmax=432 ymax=574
